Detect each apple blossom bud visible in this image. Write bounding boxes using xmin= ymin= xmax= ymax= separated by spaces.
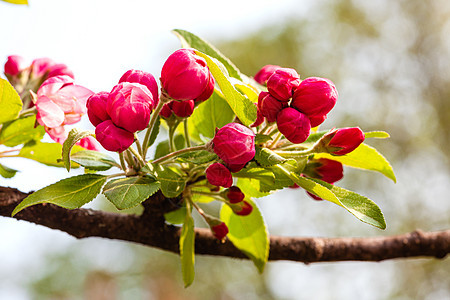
xmin=323 ymin=127 xmax=365 ymax=155
xmin=254 ymin=64 xmax=281 ymax=86
xmin=226 ymin=162 xmax=247 ymax=173
xmin=251 ymin=103 xmax=264 ymax=128
xmin=258 ymin=91 xmax=288 ymax=123
xmin=95 ymin=120 xmax=134 ymax=153
xmin=276 ymin=107 xmax=311 ymax=144
xmin=212 ymin=123 xmax=256 ymax=165
xmin=77 ymin=136 xmax=100 ymax=151
xmin=266 ymin=68 xmax=300 ymax=101
xmin=171 ymin=100 xmax=195 ymax=118
xmin=225 ymin=186 xmax=245 ymax=203
xmin=161 ymin=49 xmax=214 ymax=101
xmin=107 ymin=82 xmax=154 ymax=133
xmin=194 ymin=71 xmax=215 ymax=103
xmin=159 ymin=102 xmax=173 ymax=119
xmin=291 ymin=77 xmax=337 ymax=119
xmin=47 ymin=63 xmax=74 ymax=79
xmin=206 ymin=162 xmax=232 ymax=188
xmin=304 ymin=158 xmax=343 ymax=184
xmin=232 ymin=200 xmax=253 ymax=216
xmin=86 ymin=91 xmax=110 ymax=126
xmin=211 ymin=222 xmax=229 ymax=240
xmin=4 ymin=55 xmax=25 ymax=76
xmin=30 ymin=57 xmax=55 ymax=78
xmin=309 ymin=114 xmax=327 ymax=128
xmin=119 ymin=69 xmax=159 ymax=105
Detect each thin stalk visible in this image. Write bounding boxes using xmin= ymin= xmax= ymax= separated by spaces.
xmin=106 ymin=172 xmax=127 ymax=180
xmin=128 ymin=146 xmax=146 ymax=167
xmin=0 ymin=149 xmax=21 ymax=155
xmin=18 ymin=106 xmax=37 ymax=118
xmin=142 ymin=100 xmax=165 ymax=158
xmin=183 ymin=119 xmax=191 ymax=148
xmin=274 ymin=148 xmax=315 ymax=158
xmin=168 ymin=121 xmax=178 ymax=153
xmin=119 ymin=152 xmax=127 ymax=171
xmin=134 ymin=133 xmax=143 ymax=156
xmin=152 ymin=145 xmax=207 ymax=165
xmin=125 ymin=150 xmax=135 ymax=168
xmin=268 ymin=132 xmax=283 ymax=149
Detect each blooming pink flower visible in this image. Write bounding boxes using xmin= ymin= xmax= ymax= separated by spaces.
xmin=161 ymin=49 xmax=214 ymax=101
xmin=95 ymin=120 xmax=135 ymax=153
xmin=276 ymin=107 xmax=311 ymax=144
xmin=107 ymin=82 xmax=155 ymax=133
xmin=31 ymin=58 xmax=74 ymax=80
xmin=36 ymin=75 xmax=93 ymax=130
xmin=211 ymin=222 xmax=229 ymax=240
xmin=4 ymin=55 xmax=25 ymax=76
xmin=225 ymin=186 xmax=245 ymax=203
xmin=254 ymin=64 xmax=281 ymax=86
xmin=86 ymin=91 xmax=110 ymax=127
xmin=206 ymin=162 xmax=232 ymax=188
xmin=212 ymin=123 xmax=255 ymax=165
xmin=47 ymin=63 xmax=74 ymax=79
xmin=77 ymin=136 xmax=101 ymax=151
xmin=323 ymin=127 xmax=365 ymax=155
xmin=266 ymin=68 xmax=300 ymax=101
xmin=119 ymin=69 xmax=159 ymax=106
xmin=258 ymin=91 xmax=288 ymax=123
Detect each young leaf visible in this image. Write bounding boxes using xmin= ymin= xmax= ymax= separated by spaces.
xmin=164 ymin=206 xmax=187 ymax=225
xmin=0 ymin=78 xmax=22 ymax=124
xmin=314 ymin=143 xmax=396 ymax=182
xmin=237 ymin=178 xmax=270 ymax=198
xmin=195 ymin=51 xmax=257 ymax=127
xmin=1 ymin=0 xmax=28 ymax=4
xmin=154 ymin=135 xmax=185 ymax=159
xmin=220 ymin=199 xmax=269 ymax=273
xmin=103 ymin=176 xmax=161 ymax=210
xmin=364 ymin=131 xmax=390 ymax=139
xmin=255 ymin=146 xmax=287 ymax=167
xmin=288 ymin=172 xmax=340 ymax=204
xmin=177 ymin=150 xmax=217 ymax=164
xmin=11 ymin=174 xmax=107 ymax=216
xmin=255 ymin=134 xmax=272 ymax=145
xmin=172 ymin=29 xmax=243 ymax=81
xmin=62 ymin=128 xmax=95 ymax=171
xmin=0 ymin=162 xmax=18 ymax=178
xmin=147 ymin=115 xmax=161 ymax=149
xmin=19 ymin=141 xmax=83 ymax=168
xmin=235 ymin=83 xmax=259 ymax=103
xmin=188 ymin=91 xmax=235 ymax=141
xmin=0 ymin=115 xmax=45 ymax=147
xmin=152 ymin=164 xmax=186 ymax=198
xmin=180 ymin=205 xmax=195 ymax=287
xmin=71 ymin=150 xmax=119 ymax=171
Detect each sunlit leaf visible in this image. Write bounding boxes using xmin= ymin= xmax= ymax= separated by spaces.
xmin=62 ymin=128 xmax=95 ymax=171
xmin=71 ymin=150 xmax=118 ymax=171
xmin=180 ymin=207 xmax=195 ymax=287
xmin=19 ymin=141 xmax=83 ymax=168
xmin=0 ymin=78 xmax=22 ymax=124
xmin=0 ymin=163 xmax=18 ymax=178
xmin=1 ymin=0 xmax=28 ymax=4
xmin=0 ymin=115 xmax=45 ymax=147
xmin=364 ymin=131 xmax=390 ymax=139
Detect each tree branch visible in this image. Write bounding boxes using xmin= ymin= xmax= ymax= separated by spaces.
xmin=0 ymin=186 xmax=449 ymax=263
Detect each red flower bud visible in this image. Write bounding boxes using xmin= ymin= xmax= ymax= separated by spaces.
xmin=206 ymin=162 xmax=232 ymax=188
xmin=251 ymin=103 xmax=264 ymax=128
xmin=211 ymin=222 xmax=228 ymax=240
xmin=266 ymin=68 xmax=300 ymax=101
xmin=324 ymin=127 xmax=365 ymax=155
xmin=226 ymin=162 xmax=247 ymax=173
xmin=309 ymin=114 xmax=327 ymax=128
xmin=107 ymin=82 xmax=155 ymax=133
xmin=254 ymin=64 xmax=281 ymax=86
xmin=159 ymin=102 xmax=173 ymax=119
xmin=291 ymin=77 xmax=337 ymax=119
xmin=212 ymin=123 xmax=255 ymax=165
xmin=4 ymin=55 xmax=25 ymax=76
xmin=304 ymin=158 xmax=343 ymax=184
xmin=171 ymin=100 xmax=195 ymax=118
xmin=258 ymin=91 xmax=288 ymax=123
xmin=161 ymin=49 xmax=214 ymax=101
xmin=276 ymin=107 xmax=311 ymax=144
xmin=86 ymin=91 xmax=110 ymax=126
xmin=119 ymin=69 xmax=159 ymax=106
xmin=225 ymin=186 xmax=245 ymax=203
xmin=232 ymin=200 xmax=253 ymax=216
xmin=194 ymin=71 xmax=215 ymax=103
xmin=95 ymin=120 xmax=134 ymax=153
xmin=47 ymin=63 xmax=74 ymax=79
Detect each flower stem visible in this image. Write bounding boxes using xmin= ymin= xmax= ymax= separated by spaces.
xmin=128 ymin=146 xmax=146 ymax=167
xmin=183 ymin=119 xmax=191 ymax=148
xmin=142 ymin=100 xmax=166 ymax=158
xmin=18 ymin=106 xmax=37 ymax=118
xmin=152 ymin=145 xmax=207 ymax=165
xmin=106 ymin=172 xmax=127 ymax=180
xmin=134 ymin=133 xmax=143 ymax=156
xmin=119 ymin=152 xmax=127 ymax=171
xmin=274 ymin=148 xmax=315 ymax=158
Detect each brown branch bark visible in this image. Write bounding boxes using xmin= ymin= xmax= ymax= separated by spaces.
xmin=0 ymin=186 xmax=449 ymax=263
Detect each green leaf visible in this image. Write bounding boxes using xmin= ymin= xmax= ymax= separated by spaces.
xmin=288 ymin=172 xmax=340 ymax=204
xmin=314 ymin=143 xmax=396 ymax=182
xmin=103 ymin=176 xmax=160 ymax=210
xmin=172 ymin=29 xmax=243 ymax=81
xmin=220 ymin=199 xmax=269 ymax=273
xmin=177 ymin=150 xmax=217 ymax=164
xmin=0 ymin=78 xmax=22 ymax=124
xmin=19 ymin=141 xmax=83 ymax=168
xmin=188 ymin=91 xmax=235 ymax=141
xmin=364 ymin=131 xmax=390 ymax=139
xmin=237 ymin=178 xmax=270 ymax=198
xmin=62 ymin=128 xmax=95 ymax=171
xmin=164 ymin=206 xmax=187 ymax=225
xmin=0 ymin=163 xmax=18 ymax=178
xmin=12 ymin=174 xmax=107 ymax=216
xmin=0 ymin=115 xmax=45 ymax=147
xmin=71 ymin=150 xmax=118 ymax=171
xmin=154 ymin=135 xmax=185 ymax=160
xmin=195 ymin=51 xmax=257 ymax=126
xmin=255 ymin=134 xmax=272 ymax=145
xmin=304 ymin=130 xmax=328 ymax=144
xmin=255 ymin=146 xmax=286 ymax=167
xmin=311 ymin=178 xmax=386 ymax=229
xmin=147 ymin=115 xmax=161 ymax=149
xmin=235 ymin=83 xmax=259 ymax=103
xmin=151 ymin=164 xmax=186 ymax=198
xmin=180 ymin=206 xmax=195 ymax=287
xmin=1 ymin=0 xmax=28 ymax=4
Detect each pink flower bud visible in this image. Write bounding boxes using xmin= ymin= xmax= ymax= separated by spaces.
xmin=119 ymin=69 xmax=159 ymax=105
xmin=258 ymin=91 xmax=288 ymax=123
xmin=107 ymin=82 xmax=154 ymax=133
xmin=171 ymin=100 xmax=195 ymax=118
xmin=30 ymin=57 xmax=55 ymax=78
xmin=276 ymin=107 xmax=311 ymax=144
xmin=304 ymin=158 xmax=343 ymax=184
xmin=226 ymin=162 xmax=247 ymax=173
xmin=194 ymin=71 xmax=215 ymax=103
xmin=212 ymin=123 xmax=256 ymax=165
xmin=324 ymin=127 xmax=365 ymax=155
xmin=159 ymin=102 xmax=173 ymax=119
xmin=291 ymin=77 xmax=337 ymax=119
xmin=225 ymin=186 xmax=245 ymax=203
xmin=161 ymin=49 xmax=214 ymax=101
xmin=309 ymin=114 xmax=327 ymax=128
xmin=251 ymin=103 xmax=264 ymax=128
xmin=86 ymin=91 xmax=110 ymax=126
xmin=47 ymin=63 xmax=74 ymax=79
xmin=211 ymin=222 xmax=228 ymax=240
xmin=95 ymin=120 xmax=134 ymax=153
xmin=254 ymin=64 xmax=281 ymax=86
xmin=266 ymin=68 xmax=300 ymax=101
xmin=77 ymin=136 xmax=100 ymax=151
xmin=206 ymin=162 xmax=232 ymax=188
xmin=4 ymin=55 xmax=25 ymax=76
xmin=232 ymin=200 xmax=253 ymax=216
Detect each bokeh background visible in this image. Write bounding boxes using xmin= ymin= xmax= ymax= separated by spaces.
xmin=1 ymin=0 xmax=449 ymax=299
